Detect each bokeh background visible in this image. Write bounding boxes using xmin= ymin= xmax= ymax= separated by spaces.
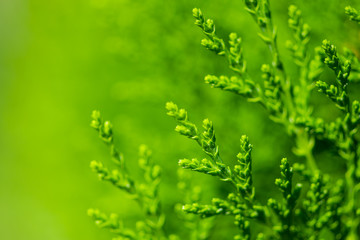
xmin=1 ymin=0 xmax=360 ymax=239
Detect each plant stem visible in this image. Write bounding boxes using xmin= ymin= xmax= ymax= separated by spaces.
xmin=259 ymin=12 xmax=295 ymax=118
xmin=304 ymin=143 xmax=318 ymax=173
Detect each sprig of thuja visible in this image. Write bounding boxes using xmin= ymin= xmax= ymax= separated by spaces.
xmin=188 ymin=1 xmax=360 ymax=239
xmin=89 ymin=111 xmax=178 ymax=240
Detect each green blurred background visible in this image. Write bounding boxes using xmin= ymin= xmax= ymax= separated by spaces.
xmin=1 ymin=0 xmax=360 ymax=239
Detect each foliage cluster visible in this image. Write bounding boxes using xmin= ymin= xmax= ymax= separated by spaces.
xmin=89 ymin=1 xmax=360 ymax=239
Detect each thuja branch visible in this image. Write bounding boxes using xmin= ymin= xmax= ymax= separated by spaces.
xmin=166 ymin=102 xmax=320 ymax=239
xmin=87 ymin=2 xmax=360 ymax=239
xmin=89 ymin=111 xmax=169 ymax=240
xmin=193 ymin=3 xmax=319 ymax=173
xmin=90 ymin=110 xmax=135 ymax=193
xmin=314 ymin=39 xmax=360 ymax=239
xmin=268 ymin=158 xmax=302 ymax=238
xmin=244 ymin=0 xmax=294 ymax=117
xmin=190 ymin=1 xmax=360 ymax=238
xmin=192 ymin=8 xmax=264 ymax=105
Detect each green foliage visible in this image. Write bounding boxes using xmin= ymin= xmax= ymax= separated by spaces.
xmin=89 ymin=111 xmax=169 ymax=240
xmin=187 ymin=1 xmax=360 ymax=238
xmin=346 ymin=6 xmax=360 ymax=24
xmin=316 ymin=40 xmax=351 ymax=111
xmin=268 ymin=158 xmax=302 ymax=238
xmin=193 ymin=2 xmax=322 ymax=177
xmin=89 ymin=1 xmax=360 ymax=240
